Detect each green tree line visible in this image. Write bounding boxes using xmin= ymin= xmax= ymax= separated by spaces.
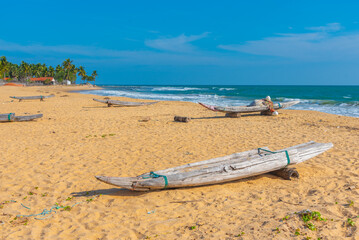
xmin=0 ymin=56 xmax=97 ymax=84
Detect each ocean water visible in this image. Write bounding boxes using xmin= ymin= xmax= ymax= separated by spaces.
xmin=79 ymin=85 xmax=359 ymax=118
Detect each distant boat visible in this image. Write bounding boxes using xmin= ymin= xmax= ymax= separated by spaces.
xmin=93 ymin=98 xmax=158 ymax=107
xmin=199 ymin=100 xmax=299 ymax=114
xmin=4 ymin=83 xmax=24 ymax=87
xmin=96 ymin=141 xmax=333 ymax=191
xmin=10 ymin=95 xmax=54 ymax=101
xmin=0 ymin=113 xmax=43 ymax=122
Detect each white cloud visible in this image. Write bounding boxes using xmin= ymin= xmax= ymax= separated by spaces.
xmin=0 ymin=38 xmax=228 ymax=66
xmin=218 ymin=23 xmax=359 ymax=61
xmin=0 ymin=33 xmax=213 ymax=65
xmin=306 ymin=23 xmax=342 ymax=32
xmin=145 ymin=33 xmax=209 ymax=52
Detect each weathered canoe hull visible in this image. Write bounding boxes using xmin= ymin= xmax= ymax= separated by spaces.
xmin=10 ymin=95 xmax=54 ymax=101
xmin=0 ymin=113 xmax=43 ymax=122
xmin=198 ymin=101 xmax=300 ymax=113
xmin=93 ymin=98 xmax=158 ymax=107
xmin=96 ymin=141 xmax=333 ymax=191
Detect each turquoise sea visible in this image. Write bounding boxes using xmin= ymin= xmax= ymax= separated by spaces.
xmin=80 ymin=85 xmax=359 ymax=118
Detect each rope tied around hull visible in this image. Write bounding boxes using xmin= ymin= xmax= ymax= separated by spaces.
xmin=142 ymin=171 xmax=168 ymax=188
xmin=257 ymin=148 xmax=291 ymax=165
xmin=8 ymin=113 xmax=14 ymax=121
xmin=262 ymin=98 xmax=275 ymax=112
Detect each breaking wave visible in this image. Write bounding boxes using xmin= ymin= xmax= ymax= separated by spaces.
xmin=79 ymin=85 xmax=359 ymax=118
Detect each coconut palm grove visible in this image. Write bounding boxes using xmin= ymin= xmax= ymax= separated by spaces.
xmin=0 ymin=56 xmax=97 ymax=85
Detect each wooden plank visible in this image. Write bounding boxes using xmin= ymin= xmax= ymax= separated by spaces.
xmin=174 ymin=116 xmax=191 ymax=122
xmin=271 ymin=168 xmax=299 ymax=180
xmin=260 ymin=110 xmax=274 ymax=116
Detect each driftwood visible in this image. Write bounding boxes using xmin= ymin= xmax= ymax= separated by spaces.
xmin=225 ymin=112 xmax=241 ymax=118
xmin=271 ymin=168 xmax=299 ymax=180
xmin=198 ymin=101 xmax=299 ymax=114
xmin=138 ymin=117 xmax=151 ymax=122
xmin=93 ymin=98 xmax=158 ymax=107
xmin=260 ymin=110 xmax=274 ymax=116
xmin=10 ymin=95 xmax=55 ymax=102
xmin=0 ymin=113 xmax=43 ymax=122
xmin=96 ymin=141 xmax=332 ymax=191
xmin=174 ymin=116 xmax=191 ymax=122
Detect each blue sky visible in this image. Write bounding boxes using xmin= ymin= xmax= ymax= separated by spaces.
xmin=1 ymin=1 xmax=359 ymax=85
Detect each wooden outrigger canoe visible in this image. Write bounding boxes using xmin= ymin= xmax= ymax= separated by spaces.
xmin=96 ymin=141 xmax=333 ymax=191
xmin=93 ymin=98 xmax=158 ymax=107
xmin=0 ymin=113 xmax=43 ymax=122
xmin=199 ymin=100 xmax=300 ymax=116
xmin=10 ymin=95 xmax=55 ymax=102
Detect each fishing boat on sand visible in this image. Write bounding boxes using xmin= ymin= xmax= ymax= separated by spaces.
xmin=96 ymin=141 xmax=333 ymax=191
xmin=0 ymin=113 xmax=43 ymax=122
xmin=199 ymin=99 xmax=299 ymax=117
xmin=10 ymin=95 xmax=54 ymax=101
xmin=93 ymin=98 xmax=158 ymax=107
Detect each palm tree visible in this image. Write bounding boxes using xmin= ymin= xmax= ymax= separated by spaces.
xmin=91 ymin=70 xmax=98 ymax=85
xmin=41 ymin=64 xmax=48 ymax=77
xmin=55 ymin=65 xmax=65 ymax=83
xmin=0 ymin=56 xmax=95 ymax=85
xmin=0 ymin=56 xmax=9 ymax=79
xmin=48 ymin=66 xmax=55 ymax=77
xmin=9 ymin=63 xmax=19 ymax=79
xmin=77 ymin=66 xmax=87 ymax=84
xmin=20 ymin=61 xmax=31 ymax=81
xmin=62 ymin=58 xmax=74 ymax=83
xmin=34 ymin=63 xmax=42 ymax=77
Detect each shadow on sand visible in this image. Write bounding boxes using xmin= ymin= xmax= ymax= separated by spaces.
xmin=71 ymin=188 xmax=147 ymax=197
xmin=71 ymin=174 xmax=283 ymax=198
xmin=188 ymin=113 xmax=263 ymax=120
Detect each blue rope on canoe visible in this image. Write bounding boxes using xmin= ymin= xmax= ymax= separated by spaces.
xmin=8 ymin=113 xmax=14 ymax=121
xmin=257 ymin=148 xmax=291 ymax=165
xmin=143 ymin=171 xmax=168 ymax=188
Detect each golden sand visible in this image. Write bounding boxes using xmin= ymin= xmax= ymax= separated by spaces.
xmin=0 ymin=85 xmax=358 ymax=239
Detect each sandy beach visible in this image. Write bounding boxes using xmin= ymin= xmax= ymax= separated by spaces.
xmin=0 ymin=85 xmax=358 ymax=240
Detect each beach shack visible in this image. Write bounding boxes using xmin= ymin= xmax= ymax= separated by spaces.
xmin=29 ymin=77 xmax=56 ymax=85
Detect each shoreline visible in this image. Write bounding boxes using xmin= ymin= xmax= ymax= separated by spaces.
xmin=1 ymin=85 xmax=358 ymax=239
xmin=75 ymin=85 xmax=359 ymax=119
